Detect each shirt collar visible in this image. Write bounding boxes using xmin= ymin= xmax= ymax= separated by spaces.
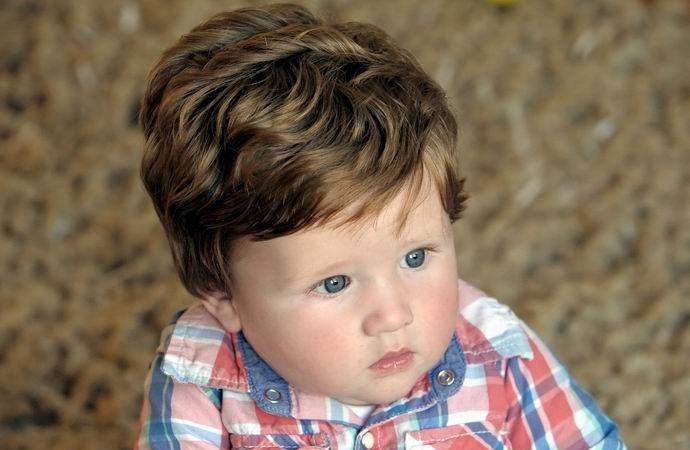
xmin=233 ymin=325 xmax=466 ymax=426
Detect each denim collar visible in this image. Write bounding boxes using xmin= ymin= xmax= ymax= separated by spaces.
xmin=236 ymin=330 xmax=293 ymax=416
xmin=236 ymin=330 xmax=467 ymax=425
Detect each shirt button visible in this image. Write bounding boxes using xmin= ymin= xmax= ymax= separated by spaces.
xmin=361 ymin=431 xmax=375 ymax=449
xmin=264 ymin=388 xmax=282 ymax=403
xmin=436 ymin=368 xmax=456 ymax=386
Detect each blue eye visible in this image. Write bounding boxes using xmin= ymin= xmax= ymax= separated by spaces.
xmin=403 ymin=248 xmax=426 ymax=268
xmin=313 ymin=275 xmax=350 ymax=295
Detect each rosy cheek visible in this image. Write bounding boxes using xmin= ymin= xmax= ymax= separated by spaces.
xmin=421 ymin=279 xmax=459 ymax=330
xmin=445 ymin=283 xmax=460 ymax=310
xmin=285 ymin=314 xmax=349 ymax=356
xmin=286 ymin=336 xmax=351 ymax=386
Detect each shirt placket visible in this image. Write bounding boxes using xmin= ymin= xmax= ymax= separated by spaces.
xmin=351 ymin=345 xmax=466 ymax=450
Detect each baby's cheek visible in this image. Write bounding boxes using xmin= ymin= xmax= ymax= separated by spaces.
xmin=316 ymin=329 xmax=354 ymax=362
xmin=293 ymin=320 xmax=353 ymax=363
xmin=420 ymin=278 xmax=459 ymax=334
xmin=287 ymin=333 xmax=358 ymax=392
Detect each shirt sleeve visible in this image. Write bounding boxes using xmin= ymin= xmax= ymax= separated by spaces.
xmin=501 ymin=321 xmax=627 ymax=449
xmin=134 ymin=353 xmax=231 ymax=450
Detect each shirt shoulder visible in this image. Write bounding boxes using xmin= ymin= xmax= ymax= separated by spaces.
xmin=455 ymin=278 xmax=534 ymax=364
xmin=156 ymin=303 xmax=250 ymax=392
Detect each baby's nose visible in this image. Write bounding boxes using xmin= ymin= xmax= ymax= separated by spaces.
xmin=361 ymin=285 xmax=413 ymax=336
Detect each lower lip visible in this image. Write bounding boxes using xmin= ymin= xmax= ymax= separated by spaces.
xmin=369 ymin=351 xmax=414 ymax=374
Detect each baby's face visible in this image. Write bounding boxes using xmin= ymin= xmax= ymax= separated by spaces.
xmin=220 ymin=184 xmax=459 ymax=406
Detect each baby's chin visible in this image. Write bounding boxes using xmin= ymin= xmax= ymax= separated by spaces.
xmin=335 ymin=390 xmax=414 ymax=407
xmin=333 ymin=375 xmax=425 ymax=407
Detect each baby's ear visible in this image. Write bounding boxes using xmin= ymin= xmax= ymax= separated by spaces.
xmin=200 ymin=291 xmax=243 ymax=333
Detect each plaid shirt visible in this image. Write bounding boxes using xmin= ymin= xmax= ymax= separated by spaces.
xmin=135 ymin=279 xmax=626 ymax=449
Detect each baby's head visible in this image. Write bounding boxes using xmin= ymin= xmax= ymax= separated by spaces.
xmin=140 ymin=3 xmax=468 ymax=405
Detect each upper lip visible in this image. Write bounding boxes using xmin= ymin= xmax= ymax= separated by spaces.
xmin=371 ymin=348 xmax=412 ymax=365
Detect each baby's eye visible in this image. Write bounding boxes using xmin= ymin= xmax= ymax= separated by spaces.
xmin=313 ymin=275 xmax=350 ymax=296
xmin=402 ymin=248 xmax=426 ymax=269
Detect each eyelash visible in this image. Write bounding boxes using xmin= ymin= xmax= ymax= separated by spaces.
xmin=306 ymin=245 xmax=439 ymax=299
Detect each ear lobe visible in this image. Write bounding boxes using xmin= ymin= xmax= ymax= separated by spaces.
xmin=200 ymin=291 xmax=243 ymax=333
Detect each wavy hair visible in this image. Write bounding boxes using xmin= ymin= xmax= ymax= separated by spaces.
xmin=139 ymin=3 xmax=468 ymax=297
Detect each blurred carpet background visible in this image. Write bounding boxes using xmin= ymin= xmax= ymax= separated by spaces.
xmin=1 ymin=0 xmax=689 ymax=448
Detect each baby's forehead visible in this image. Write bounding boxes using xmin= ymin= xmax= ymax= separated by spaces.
xmin=320 ymin=177 xmax=447 ymax=236
xmin=303 ymin=193 xmax=449 ymax=244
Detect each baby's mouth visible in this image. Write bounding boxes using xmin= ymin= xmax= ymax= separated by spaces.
xmin=369 ymin=348 xmax=414 ymax=374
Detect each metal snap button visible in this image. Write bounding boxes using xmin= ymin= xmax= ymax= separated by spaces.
xmin=436 ymin=368 xmax=456 ymax=386
xmin=264 ymin=388 xmax=282 ymax=403
xmin=361 ymin=431 xmax=375 ymax=449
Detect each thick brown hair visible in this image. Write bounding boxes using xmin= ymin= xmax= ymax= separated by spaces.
xmin=139 ymin=3 xmax=468 ymax=298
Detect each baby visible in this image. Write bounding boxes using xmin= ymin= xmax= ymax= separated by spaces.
xmin=134 ymin=4 xmax=626 ymax=449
